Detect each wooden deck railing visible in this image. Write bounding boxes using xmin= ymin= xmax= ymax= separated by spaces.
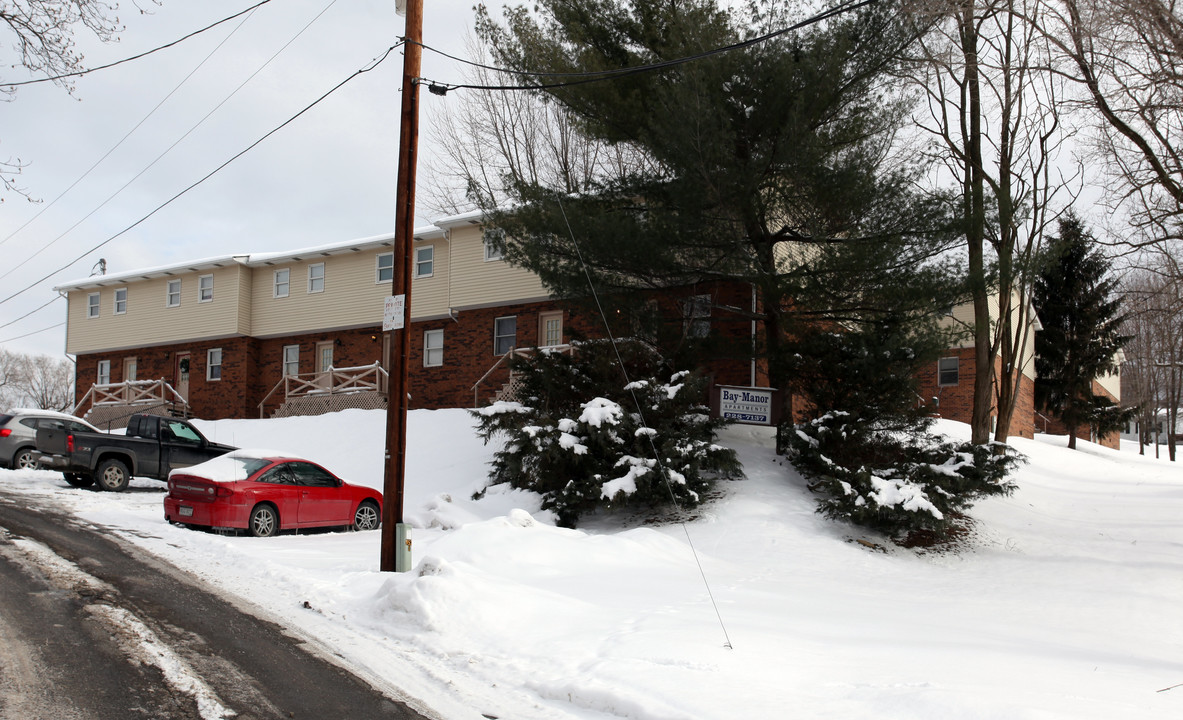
xmin=73 ymin=379 xmax=190 ymax=418
xmin=258 ymin=362 xmax=389 ymax=418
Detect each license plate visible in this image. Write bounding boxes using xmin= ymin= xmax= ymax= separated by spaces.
xmin=179 ymin=506 xmax=193 ymax=517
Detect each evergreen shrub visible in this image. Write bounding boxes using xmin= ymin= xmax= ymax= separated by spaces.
xmin=470 ymin=339 xmax=741 ymax=528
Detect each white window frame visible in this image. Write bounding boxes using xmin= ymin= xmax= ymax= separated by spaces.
xmin=938 ymin=357 xmax=959 ymax=387
xmin=166 ymin=279 xmax=181 ymax=308
xmin=207 ymin=348 xmax=223 ymax=381
xmin=87 ymin=292 xmax=100 ymax=319
xmin=484 ymin=239 xmax=503 ymax=262
xmin=424 ymin=329 xmax=444 ymax=367
xmin=198 ymin=274 xmax=214 ymax=303
xmin=494 ymin=316 xmax=516 ymax=356
xmin=414 ymin=246 xmax=434 ymax=278
xmin=308 ymin=263 xmax=325 ymax=294
xmin=274 ymin=268 xmax=290 ymax=298
xmin=376 ymin=252 xmax=393 ymax=283
xmin=97 ymin=359 xmax=111 ymax=385
xmin=282 ymin=344 xmax=300 ymax=377
xmin=113 ymin=287 xmax=128 ymax=315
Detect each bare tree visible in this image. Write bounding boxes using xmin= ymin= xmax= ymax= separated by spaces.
xmin=1 ymin=0 xmax=149 ymax=202
xmin=0 ymin=348 xmax=74 ymax=411
xmin=421 ymin=36 xmax=651 ymax=217
xmin=1043 ymin=0 xmax=1183 ymax=246
xmin=907 ymin=0 xmax=1079 ymax=445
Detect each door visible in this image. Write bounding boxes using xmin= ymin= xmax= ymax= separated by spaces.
xmin=539 ymin=311 xmax=563 ymax=348
xmin=174 ymin=353 xmax=190 ymax=401
xmin=289 ymin=461 xmax=348 ymax=525
xmin=122 ymin=357 xmax=138 ymax=401
xmin=316 ymin=341 xmax=334 ymax=388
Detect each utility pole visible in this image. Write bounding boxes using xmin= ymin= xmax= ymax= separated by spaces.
xmin=382 ymin=0 xmax=423 ymax=572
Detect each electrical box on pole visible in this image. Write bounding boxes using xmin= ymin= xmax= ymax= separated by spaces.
xmin=381 ymin=0 xmax=423 ymax=572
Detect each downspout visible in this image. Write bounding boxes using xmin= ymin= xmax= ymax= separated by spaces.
xmin=750 ymin=283 xmax=757 ymax=387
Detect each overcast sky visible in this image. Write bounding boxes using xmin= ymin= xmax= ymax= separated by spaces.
xmin=1 ymin=0 xmax=499 ymax=358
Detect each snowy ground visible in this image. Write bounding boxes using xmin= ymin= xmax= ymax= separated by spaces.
xmin=1 ymin=408 xmax=1181 ymax=720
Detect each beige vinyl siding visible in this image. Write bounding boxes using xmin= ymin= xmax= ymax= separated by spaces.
xmin=408 ymin=239 xmax=450 ymax=319
xmin=445 ymin=224 xmax=548 ymax=309
xmin=65 ymin=266 xmax=247 ymax=354
xmin=940 ymin=293 xmax=1038 ymax=380
xmin=250 ymin=251 xmax=390 ymax=337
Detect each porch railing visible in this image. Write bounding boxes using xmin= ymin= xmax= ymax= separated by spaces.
xmin=258 ymin=362 xmax=389 ymax=418
xmin=471 ymin=345 xmax=573 ymax=407
xmin=73 ymin=379 xmax=190 ymax=415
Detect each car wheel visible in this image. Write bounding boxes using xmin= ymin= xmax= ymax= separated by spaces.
xmin=64 ymin=473 xmax=95 ymax=488
xmin=13 ymin=447 xmax=37 ymax=470
xmin=352 ymin=500 xmax=380 ymax=532
xmin=95 ymin=458 xmax=131 ymax=492
xmin=248 ymin=504 xmax=279 ymax=538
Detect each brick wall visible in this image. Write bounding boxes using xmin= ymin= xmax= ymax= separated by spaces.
xmin=914 ymin=347 xmax=1036 ymax=439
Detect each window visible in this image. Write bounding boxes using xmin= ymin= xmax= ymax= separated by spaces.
xmin=938 ymin=357 xmax=959 ymax=386
xmin=683 ymin=294 xmax=711 ymax=339
xmin=87 ymin=293 xmax=100 ymax=318
xmin=282 ymin=345 xmax=300 ymax=377
xmin=114 ymin=287 xmax=127 ymax=315
xmin=199 ymin=274 xmax=214 ymax=302
xmin=97 ymin=359 xmax=111 ymax=385
xmin=376 ymin=252 xmax=393 ymax=283
xmin=166 ymin=279 xmax=181 ymax=307
xmin=424 ymin=329 xmax=443 ymax=367
xmin=308 ymin=263 xmax=325 ymax=293
xmin=289 ymin=461 xmax=339 ymax=487
xmin=494 ymin=316 xmax=516 ymax=355
xmin=484 ymin=238 xmax=503 ymax=262
xmin=274 ymin=269 xmax=290 ymax=298
xmin=207 ymin=348 xmax=223 ymax=381
xmin=415 ymin=246 xmax=434 ymax=278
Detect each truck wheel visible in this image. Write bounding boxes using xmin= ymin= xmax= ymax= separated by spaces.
xmin=248 ymin=504 xmax=278 ymax=537
xmin=64 ymin=473 xmax=94 ymax=489
xmin=12 ymin=447 xmax=37 ymax=470
xmin=95 ymin=458 xmax=131 ymax=492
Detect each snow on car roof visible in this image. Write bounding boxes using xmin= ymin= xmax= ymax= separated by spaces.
xmin=169 ymin=448 xmax=296 ymax=483
xmin=5 ymin=408 xmax=99 ymax=429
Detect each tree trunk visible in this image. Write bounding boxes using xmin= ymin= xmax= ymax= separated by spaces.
xmin=960 ymin=4 xmax=994 ymax=446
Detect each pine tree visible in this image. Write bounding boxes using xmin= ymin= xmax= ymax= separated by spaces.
xmin=473 ymin=1 xmax=965 ymax=442
xmin=1033 ymin=213 xmax=1134 ymax=449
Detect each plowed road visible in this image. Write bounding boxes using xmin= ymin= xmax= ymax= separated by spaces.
xmin=0 ymin=493 xmax=432 ymax=720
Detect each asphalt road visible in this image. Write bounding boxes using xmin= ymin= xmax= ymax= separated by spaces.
xmin=0 ymin=491 xmax=434 ymax=720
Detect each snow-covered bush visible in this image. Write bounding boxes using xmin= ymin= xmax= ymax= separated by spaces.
xmin=787 ymin=413 xmax=1021 ymax=542
xmin=471 ymin=339 xmax=741 ymax=528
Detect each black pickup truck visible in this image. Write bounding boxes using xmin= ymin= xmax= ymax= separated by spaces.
xmin=34 ymin=414 xmax=237 ymax=492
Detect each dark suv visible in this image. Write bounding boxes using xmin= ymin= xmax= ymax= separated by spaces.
xmin=0 ymin=410 xmax=100 ymax=470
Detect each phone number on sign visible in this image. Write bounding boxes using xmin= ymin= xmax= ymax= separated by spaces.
xmin=723 ymin=412 xmax=769 ymax=423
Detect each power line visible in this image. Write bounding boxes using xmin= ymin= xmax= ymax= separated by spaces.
xmin=0 ymin=295 xmax=63 ymax=332
xmin=0 ymin=0 xmax=340 ymax=281
xmin=0 ymin=42 xmax=403 ymax=309
xmin=0 ymin=0 xmax=277 ymax=89
xmin=0 ymin=2 xmax=264 ymax=255
xmin=0 ymin=322 xmax=66 ymax=345
xmin=417 ymin=0 xmax=881 ymax=95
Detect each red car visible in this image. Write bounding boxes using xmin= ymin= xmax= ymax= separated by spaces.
xmin=164 ymin=450 xmax=383 ymax=537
